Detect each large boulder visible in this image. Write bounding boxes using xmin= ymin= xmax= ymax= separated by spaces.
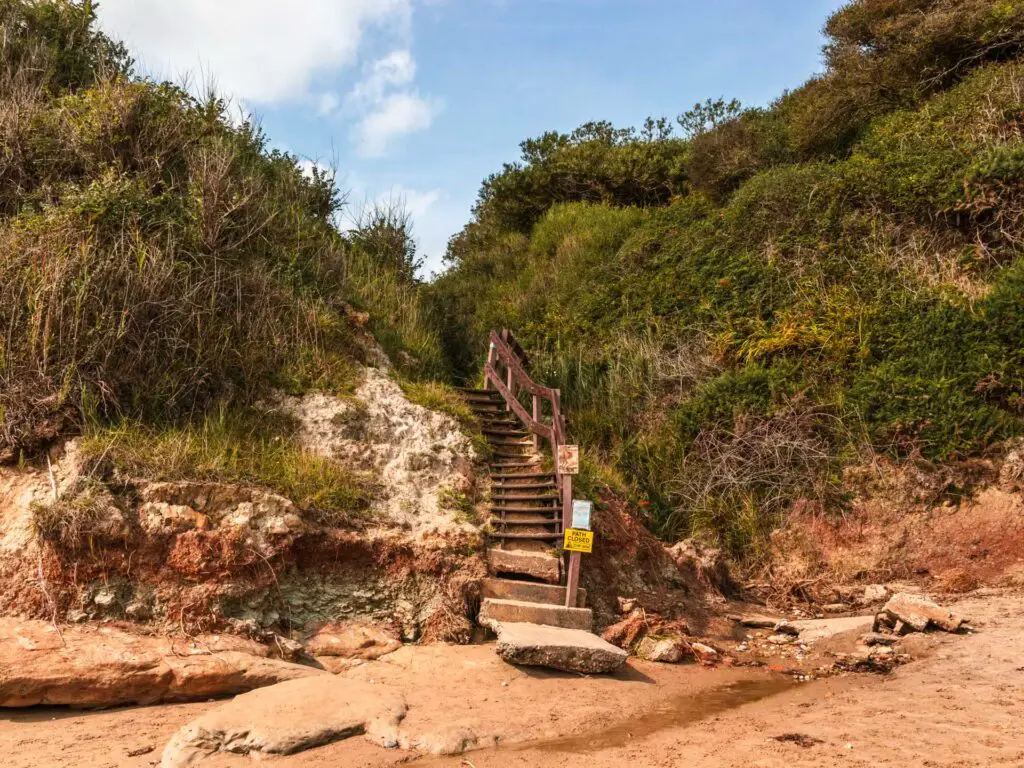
xmin=883 ymin=592 xmax=965 ymax=633
xmin=494 ymin=622 xmax=627 ymax=674
xmin=161 ymin=676 xmax=407 ymax=767
xmin=0 ymin=619 xmax=320 ymax=708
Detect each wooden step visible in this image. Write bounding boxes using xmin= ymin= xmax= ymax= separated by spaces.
xmin=491 ymin=493 xmax=558 ymax=502
xmin=487 ymin=436 xmax=532 ymax=446
xmin=456 ymin=388 xmax=494 ymax=395
xmin=490 ymin=460 xmax=539 ymax=468
xmin=489 ymin=517 xmax=560 ymax=526
xmin=490 ymin=504 xmax=559 ymax=514
xmin=492 ymin=481 xmax=556 ymax=490
xmin=492 ymin=450 xmax=533 ymax=459
xmin=482 ymin=428 xmax=530 ymax=438
xmin=489 ymin=531 xmax=562 ymax=541
xmin=490 ymin=471 xmax=555 ymax=480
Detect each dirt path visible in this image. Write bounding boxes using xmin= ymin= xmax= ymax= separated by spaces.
xmin=2 ymin=591 xmax=1022 ymax=768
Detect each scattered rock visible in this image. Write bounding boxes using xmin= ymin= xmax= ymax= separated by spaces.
xmin=862 ymin=584 xmax=890 ymax=604
xmin=883 ymin=593 xmax=964 ymax=633
xmin=790 ymin=615 xmax=875 ymax=644
xmin=303 ymin=622 xmax=401 ymax=661
xmin=773 ymin=733 xmax=824 ymax=748
xmin=822 ymin=603 xmax=849 ymax=614
xmin=400 ymin=726 xmax=491 ymax=756
xmin=161 ymin=676 xmax=406 ymax=768
xmin=773 ymin=620 xmax=800 ymax=637
xmin=0 ymin=619 xmax=319 ymax=709
xmin=767 ymin=634 xmax=796 ymax=646
xmin=636 ymin=635 xmax=691 ymax=663
xmin=873 ymin=612 xmax=895 ymax=632
xmin=126 ymin=745 xmax=155 ymax=757
xmin=617 ymin=596 xmax=638 ymax=614
xmin=691 ymin=642 xmax=720 ymax=665
xmin=728 ymin=614 xmax=778 ymax=629
xmin=860 ymin=632 xmax=898 ymax=647
xmin=494 ymin=622 xmax=627 ymax=674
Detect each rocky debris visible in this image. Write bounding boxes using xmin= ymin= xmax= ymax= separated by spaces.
xmin=774 ymin=620 xmax=800 ymax=637
xmin=635 ymin=635 xmax=691 ymax=663
xmin=860 ymin=632 xmax=899 ymax=647
xmin=0 ymin=619 xmax=320 ymax=708
xmin=789 ymin=615 xmax=875 ymax=644
xmin=304 ymin=622 xmax=401 ymax=662
xmin=822 ymin=603 xmax=850 ymax=614
xmin=665 ymin=538 xmax=736 ymax=594
xmin=862 ymin=584 xmax=890 ymax=604
xmin=728 ymin=614 xmax=779 ymax=629
xmin=773 ymin=733 xmax=825 ymax=748
xmin=601 ymin=608 xmax=690 ymax=655
xmin=160 ymin=676 xmax=406 ymax=768
xmin=690 ymin=642 xmax=720 ymax=665
xmin=767 ymin=633 xmax=796 ymax=645
xmin=398 ymin=726 xmax=494 ymax=756
xmin=493 ymin=622 xmax=627 ymax=674
xmin=883 ymin=593 xmax=965 ymax=633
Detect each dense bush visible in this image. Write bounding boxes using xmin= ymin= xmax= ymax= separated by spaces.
xmin=0 ymin=0 xmax=445 ymax=461
xmin=431 ymin=0 xmax=1024 ymax=556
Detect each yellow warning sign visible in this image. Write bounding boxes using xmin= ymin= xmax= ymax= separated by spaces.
xmin=563 ymin=528 xmax=594 ymax=554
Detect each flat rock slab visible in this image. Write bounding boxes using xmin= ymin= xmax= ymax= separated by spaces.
xmin=161 ymin=676 xmax=407 ymax=767
xmin=494 ymin=622 xmax=627 ymax=674
xmin=789 ymin=616 xmax=875 ymax=644
xmin=0 ymin=619 xmax=320 ymax=709
xmin=884 ymin=593 xmax=965 ymax=633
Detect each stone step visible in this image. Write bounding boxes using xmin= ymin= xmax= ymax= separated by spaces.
xmin=481 ymin=577 xmax=587 ymax=608
xmin=479 ymin=598 xmax=593 ymax=632
xmin=492 ymin=622 xmax=627 ymax=674
xmin=488 ymin=549 xmax=560 ymax=584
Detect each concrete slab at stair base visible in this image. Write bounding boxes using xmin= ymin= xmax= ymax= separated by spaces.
xmin=479 ymin=598 xmax=593 ymax=632
xmin=494 ymin=622 xmax=627 ymax=674
xmin=482 ymin=577 xmax=587 ymax=608
xmin=487 ymin=549 xmax=560 ymax=584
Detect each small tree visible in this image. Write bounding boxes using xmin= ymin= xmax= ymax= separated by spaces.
xmin=677 ymin=97 xmax=743 ymax=139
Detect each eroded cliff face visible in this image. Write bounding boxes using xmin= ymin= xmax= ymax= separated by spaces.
xmin=0 ymin=366 xmax=487 ymax=644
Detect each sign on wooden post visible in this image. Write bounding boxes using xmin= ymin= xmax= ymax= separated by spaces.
xmin=557 ymin=445 xmax=579 ymax=475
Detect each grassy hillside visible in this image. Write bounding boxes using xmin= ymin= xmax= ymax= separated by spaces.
xmin=0 ymin=0 xmax=445 ymax=476
xmin=430 ymin=0 xmax=1024 ymax=556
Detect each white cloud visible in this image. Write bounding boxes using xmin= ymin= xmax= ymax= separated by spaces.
xmin=316 ymin=92 xmax=340 ymax=117
xmin=348 ymin=50 xmax=416 ymax=109
xmin=96 ymin=0 xmax=413 ymax=105
xmin=356 ymin=92 xmax=440 ymax=158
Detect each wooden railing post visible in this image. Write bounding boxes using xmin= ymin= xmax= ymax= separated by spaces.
xmin=532 ymin=395 xmax=540 ymax=450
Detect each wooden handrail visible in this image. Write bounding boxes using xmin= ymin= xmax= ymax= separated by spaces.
xmin=484 ymin=329 xmax=577 ymax=599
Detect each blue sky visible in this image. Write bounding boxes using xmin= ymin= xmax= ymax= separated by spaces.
xmin=98 ymin=0 xmax=847 ymax=275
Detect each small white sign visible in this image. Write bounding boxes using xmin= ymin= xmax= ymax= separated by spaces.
xmin=558 ymin=445 xmax=580 ymax=475
xmin=571 ymin=499 xmax=593 ymax=531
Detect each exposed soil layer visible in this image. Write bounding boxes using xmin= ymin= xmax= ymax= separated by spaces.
xmin=1 ymin=589 xmax=1019 ymax=768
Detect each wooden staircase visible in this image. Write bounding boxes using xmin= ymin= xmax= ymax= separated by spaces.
xmin=459 ymin=330 xmax=592 ymax=629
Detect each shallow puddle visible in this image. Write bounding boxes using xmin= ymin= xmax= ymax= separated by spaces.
xmin=516 ymin=675 xmax=797 ymax=754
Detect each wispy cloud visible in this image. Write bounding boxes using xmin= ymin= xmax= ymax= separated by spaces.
xmin=343 ymin=49 xmax=442 ymax=158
